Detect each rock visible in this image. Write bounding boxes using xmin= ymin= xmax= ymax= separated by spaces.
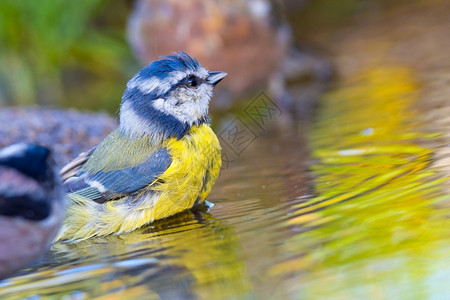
xmin=0 ymin=107 xmax=117 ymax=168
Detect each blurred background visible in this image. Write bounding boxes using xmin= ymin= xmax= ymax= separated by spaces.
xmin=0 ymin=0 xmax=358 ymax=113
xmin=0 ymin=0 xmax=135 ymax=111
xmin=0 ymin=0 xmax=440 ymax=113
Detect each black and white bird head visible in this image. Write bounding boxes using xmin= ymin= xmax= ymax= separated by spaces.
xmin=119 ymin=52 xmax=227 ymax=140
xmin=0 ymin=143 xmax=55 ymax=190
xmin=0 ymin=143 xmax=62 ymax=221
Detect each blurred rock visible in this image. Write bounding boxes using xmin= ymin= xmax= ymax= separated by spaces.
xmin=0 ymin=107 xmax=117 ymax=168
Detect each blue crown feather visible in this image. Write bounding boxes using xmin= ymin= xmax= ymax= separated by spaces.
xmin=137 ymin=52 xmax=203 ymax=81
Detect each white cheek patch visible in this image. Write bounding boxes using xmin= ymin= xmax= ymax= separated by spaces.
xmin=152 ymin=97 xmax=179 ymax=119
xmin=194 ymin=84 xmax=213 ymax=118
xmin=152 ymin=97 xmax=183 ymax=115
xmin=152 ymin=84 xmax=213 ymax=125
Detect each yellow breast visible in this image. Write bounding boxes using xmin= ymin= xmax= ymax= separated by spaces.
xmin=152 ymin=123 xmax=222 ymax=219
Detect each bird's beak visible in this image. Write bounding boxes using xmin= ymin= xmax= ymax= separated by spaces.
xmin=207 ymin=71 xmax=227 ymax=86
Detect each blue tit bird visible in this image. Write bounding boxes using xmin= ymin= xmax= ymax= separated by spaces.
xmin=0 ymin=143 xmax=63 ymax=279
xmin=57 ymin=52 xmax=226 ymax=242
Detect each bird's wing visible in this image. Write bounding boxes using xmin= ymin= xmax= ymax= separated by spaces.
xmin=60 ymin=147 xmax=97 ymax=181
xmin=62 ymin=148 xmax=172 ymax=204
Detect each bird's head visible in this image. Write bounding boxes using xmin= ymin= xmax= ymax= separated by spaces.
xmin=0 ymin=144 xmax=54 ymax=186
xmin=119 ymin=52 xmax=227 ymax=141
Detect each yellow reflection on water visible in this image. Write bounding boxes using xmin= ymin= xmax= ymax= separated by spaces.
xmin=274 ymin=67 xmax=450 ymax=298
xmin=0 ymin=209 xmax=251 ymax=299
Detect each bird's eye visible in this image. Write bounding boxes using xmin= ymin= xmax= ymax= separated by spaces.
xmin=187 ymin=76 xmax=198 ymax=87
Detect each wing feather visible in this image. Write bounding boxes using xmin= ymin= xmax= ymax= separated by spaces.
xmin=60 ymin=147 xmax=96 ymax=181
xmin=63 ymin=147 xmax=172 ymax=203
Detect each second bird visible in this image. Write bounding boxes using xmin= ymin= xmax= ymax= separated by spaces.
xmin=58 ymin=52 xmax=225 ymax=242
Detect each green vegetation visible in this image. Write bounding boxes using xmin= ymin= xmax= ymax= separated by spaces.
xmin=0 ymin=0 xmax=138 ymax=111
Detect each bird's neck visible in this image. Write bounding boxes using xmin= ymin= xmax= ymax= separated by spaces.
xmin=119 ymin=103 xmax=193 ymax=143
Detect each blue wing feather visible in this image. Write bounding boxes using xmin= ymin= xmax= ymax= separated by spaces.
xmin=64 ymin=148 xmax=172 ymax=202
xmin=89 ymin=148 xmax=171 ymax=194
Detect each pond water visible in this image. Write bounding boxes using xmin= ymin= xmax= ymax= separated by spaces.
xmin=1 ymin=1 xmax=450 ymax=299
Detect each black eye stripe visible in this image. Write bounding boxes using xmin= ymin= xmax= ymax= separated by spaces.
xmin=178 ymin=75 xmax=204 ymax=88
